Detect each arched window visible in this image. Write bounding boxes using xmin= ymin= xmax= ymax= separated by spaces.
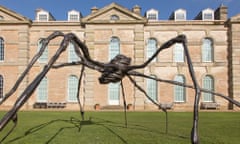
xmin=147 ymin=75 xmax=158 ymax=101
xmin=147 ymin=38 xmax=157 ymax=62
xmin=174 ymin=75 xmax=186 ymax=102
xmin=109 ymin=37 xmax=120 ymax=60
xmin=68 ymin=75 xmax=78 ymax=102
xmin=0 ymin=75 xmax=3 ymax=99
xmin=0 ymin=37 xmax=4 ymax=61
xmin=174 ymin=43 xmax=184 ymax=62
xmin=203 ymin=75 xmax=214 ymax=102
xmin=37 ymin=77 xmax=48 ymax=102
xmin=38 ymin=39 xmax=48 ymax=62
xmin=202 ymin=38 xmax=213 ymax=62
xmin=68 ymin=42 xmax=79 ymax=62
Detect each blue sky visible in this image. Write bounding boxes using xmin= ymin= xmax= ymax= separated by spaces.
xmin=0 ymin=0 xmax=239 ymax=20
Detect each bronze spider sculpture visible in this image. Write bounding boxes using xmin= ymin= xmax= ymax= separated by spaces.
xmin=0 ymin=31 xmax=239 ymax=144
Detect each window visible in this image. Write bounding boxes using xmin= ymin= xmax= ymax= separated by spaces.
xmin=147 ymin=38 xmax=157 ymax=62
xmin=202 ymin=9 xmax=214 ymax=20
xmin=146 ymin=9 xmax=158 ymax=21
xmin=68 ymin=10 xmax=80 ymax=21
xmin=37 ymin=77 xmax=48 ymax=102
xmin=108 ymin=83 xmax=120 ymax=105
xmin=38 ymin=14 xmax=48 ymax=21
xmin=202 ymin=38 xmax=213 ymax=62
xmin=68 ymin=75 xmax=78 ymax=102
xmin=0 ymin=16 xmax=4 ymax=20
xmin=69 ymin=14 xmax=79 ymax=21
xmin=174 ymin=75 xmax=186 ymax=102
xmin=38 ymin=39 xmax=48 ymax=62
xmin=148 ymin=13 xmax=157 ymax=20
xmin=0 ymin=75 xmax=3 ymax=99
xmin=174 ymin=9 xmax=186 ymax=21
xmin=147 ymin=75 xmax=158 ymax=101
xmin=68 ymin=42 xmax=79 ymax=62
xmin=0 ymin=37 xmax=4 ymax=61
xmin=109 ymin=37 xmax=120 ymax=60
xmin=203 ymin=75 xmax=214 ymax=102
xmin=110 ymin=15 xmax=119 ymax=21
xmin=174 ymin=43 xmax=184 ymax=62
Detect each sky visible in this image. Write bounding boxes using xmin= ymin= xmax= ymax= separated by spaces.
xmin=0 ymin=0 xmax=239 ymax=20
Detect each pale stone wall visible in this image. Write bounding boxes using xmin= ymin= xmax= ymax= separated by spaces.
xmin=0 ymin=4 xmax=238 ymax=111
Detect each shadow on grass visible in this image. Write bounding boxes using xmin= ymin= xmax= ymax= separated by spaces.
xmin=5 ymin=116 xmax=188 ymax=144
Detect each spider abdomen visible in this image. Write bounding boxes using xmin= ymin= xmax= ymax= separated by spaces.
xmin=99 ymin=54 xmax=131 ymax=84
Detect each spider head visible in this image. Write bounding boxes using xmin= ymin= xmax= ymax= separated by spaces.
xmin=99 ymin=54 xmax=131 ymax=84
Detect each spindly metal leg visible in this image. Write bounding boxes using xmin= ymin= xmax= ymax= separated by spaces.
xmin=120 ymin=81 xmax=127 ymax=127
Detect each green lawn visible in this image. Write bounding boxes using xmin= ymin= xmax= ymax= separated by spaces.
xmin=0 ymin=111 xmax=239 ymax=144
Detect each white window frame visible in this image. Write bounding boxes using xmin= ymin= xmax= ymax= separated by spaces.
xmin=109 ymin=37 xmax=120 ymax=60
xmin=68 ymin=42 xmax=79 ymax=62
xmin=202 ymin=8 xmax=214 ymax=21
xmin=37 ymin=77 xmax=48 ymax=102
xmin=38 ymin=39 xmax=48 ymax=63
xmin=174 ymin=9 xmax=186 ymax=21
xmin=146 ymin=75 xmax=158 ymax=102
xmin=108 ymin=83 xmax=120 ymax=105
xmin=0 ymin=37 xmax=4 ymax=61
xmin=174 ymin=75 xmax=186 ymax=102
xmin=202 ymin=75 xmax=214 ymax=102
xmin=202 ymin=38 xmax=213 ymax=62
xmin=68 ymin=75 xmax=79 ymax=102
xmin=68 ymin=10 xmax=80 ymax=21
xmin=174 ymin=43 xmax=184 ymax=62
xmin=37 ymin=11 xmax=49 ymax=21
xmin=147 ymin=38 xmax=157 ymax=62
xmin=146 ymin=9 xmax=158 ymax=21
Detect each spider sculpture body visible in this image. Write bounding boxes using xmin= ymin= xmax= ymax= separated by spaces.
xmin=0 ymin=31 xmax=239 ymax=144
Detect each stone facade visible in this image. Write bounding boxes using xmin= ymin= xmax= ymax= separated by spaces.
xmin=0 ymin=3 xmax=239 ymax=111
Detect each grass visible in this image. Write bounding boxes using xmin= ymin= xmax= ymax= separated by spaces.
xmin=0 ymin=111 xmax=239 ymax=144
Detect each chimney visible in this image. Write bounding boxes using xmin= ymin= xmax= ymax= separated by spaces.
xmin=91 ymin=6 xmax=98 ymax=14
xmin=132 ymin=5 xmax=141 ymax=15
xmin=215 ymin=4 xmax=228 ymax=20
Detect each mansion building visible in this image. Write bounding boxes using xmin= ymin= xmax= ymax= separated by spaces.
xmin=0 ymin=3 xmax=240 ymax=111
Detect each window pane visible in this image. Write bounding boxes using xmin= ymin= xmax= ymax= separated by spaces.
xmin=0 ymin=37 xmax=4 ymax=61
xmin=203 ymin=76 xmax=214 ymax=102
xmin=176 ymin=13 xmax=185 ymax=20
xmin=204 ymin=13 xmax=213 ymax=20
xmin=39 ymin=14 xmax=48 ymax=21
xmin=148 ymin=13 xmax=157 ymax=20
xmin=0 ymin=75 xmax=3 ymax=99
xmin=147 ymin=76 xmax=158 ymax=101
xmin=38 ymin=39 xmax=48 ymax=62
xmin=69 ymin=14 xmax=79 ymax=21
xmin=202 ymin=38 xmax=213 ymax=62
xmin=174 ymin=75 xmax=186 ymax=102
xmin=174 ymin=43 xmax=184 ymax=62
xmin=108 ymin=83 xmax=120 ymax=105
xmin=109 ymin=37 xmax=120 ymax=60
xmin=68 ymin=75 xmax=78 ymax=102
xmin=147 ymin=38 xmax=157 ymax=62
xmin=68 ymin=42 xmax=79 ymax=62
xmin=37 ymin=77 xmax=48 ymax=102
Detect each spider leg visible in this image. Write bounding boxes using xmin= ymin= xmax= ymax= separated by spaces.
xmin=128 ymin=71 xmax=240 ymax=107
xmin=127 ymin=75 xmax=170 ymax=133
xmin=77 ymin=65 xmax=85 ymax=121
xmin=128 ymin=35 xmax=201 ymax=144
xmin=0 ymin=32 xmax=74 ymax=141
xmin=0 ymin=31 xmax=64 ymax=105
xmin=120 ymin=81 xmax=127 ymax=127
